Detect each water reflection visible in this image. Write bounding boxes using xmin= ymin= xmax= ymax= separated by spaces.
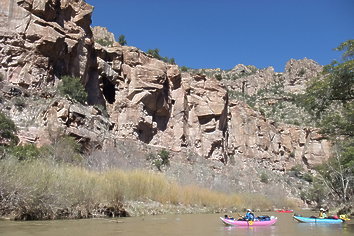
xmin=295 ymin=222 xmax=352 ymax=236
xmin=223 ymin=225 xmax=276 ymax=236
xmin=0 ymin=213 xmax=353 ymax=236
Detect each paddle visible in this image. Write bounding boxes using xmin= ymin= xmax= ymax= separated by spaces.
xmin=235 ymin=212 xmax=243 ymax=220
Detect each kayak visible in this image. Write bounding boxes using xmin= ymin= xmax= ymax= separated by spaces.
xmin=220 ymin=216 xmax=277 ymax=226
xmin=293 ymin=215 xmax=344 ymax=224
xmin=276 ymin=210 xmax=294 ymax=213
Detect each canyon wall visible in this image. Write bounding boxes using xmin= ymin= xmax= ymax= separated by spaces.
xmin=0 ymin=0 xmax=330 ymax=171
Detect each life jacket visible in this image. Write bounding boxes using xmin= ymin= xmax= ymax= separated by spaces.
xmin=319 ymin=212 xmax=327 ymax=218
xmin=246 ymin=212 xmax=255 ymax=221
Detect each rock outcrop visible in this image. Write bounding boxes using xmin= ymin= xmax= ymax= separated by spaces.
xmin=228 ymin=101 xmax=330 ymax=169
xmin=0 ymin=0 xmax=95 ymax=89
xmin=0 ymin=0 xmax=331 ymax=173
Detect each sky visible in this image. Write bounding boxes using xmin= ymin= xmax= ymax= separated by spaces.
xmin=86 ymin=0 xmax=354 ymax=72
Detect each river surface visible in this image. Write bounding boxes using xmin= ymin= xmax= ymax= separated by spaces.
xmin=1 ymin=211 xmax=353 ymax=236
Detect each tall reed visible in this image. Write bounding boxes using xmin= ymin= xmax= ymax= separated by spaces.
xmin=0 ymin=158 xmax=294 ymax=219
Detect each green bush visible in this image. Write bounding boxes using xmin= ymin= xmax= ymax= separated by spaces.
xmin=118 ymin=34 xmax=127 ymax=46
xmin=302 ymin=173 xmax=313 ymax=182
xmin=13 ymin=97 xmax=26 ymax=111
xmin=95 ymin=38 xmax=113 ymax=47
xmin=58 ymin=76 xmax=87 ymax=104
xmin=146 ymin=48 xmax=176 ymax=64
xmin=146 ymin=48 xmax=161 ymax=59
xmin=215 ymin=74 xmax=222 ymax=81
xmin=300 ymin=181 xmax=326 ymax=204
xmin=260 ymin=172 xmax=269 ymax=183
xmin=298 ymin=68 xmax=306 ymax=76
xmin=289 ymin=151 xmax=295 ymax=158
xmin=290 ymin=164 xmax=303 ymax=178
xmin=147 ymin=149 xmax=170 ymax=171
xmin=8 ymin=144 xmax=41 ymax=161
xmin=0 ymin=112 xmax=18 ymax=145
xmin=159 ymin=149 xmax=170 ymax=165
xmin=180 ymin=66 xmax=189 ymax=72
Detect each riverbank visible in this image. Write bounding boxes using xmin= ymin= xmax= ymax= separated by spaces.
xmin=0 ymin=158 xmax=297 ymax=220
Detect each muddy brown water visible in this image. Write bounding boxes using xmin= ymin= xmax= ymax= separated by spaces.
xmin=1 ymin=212 xmax=353 ymax=236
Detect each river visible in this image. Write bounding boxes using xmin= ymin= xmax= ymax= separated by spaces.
xmin=1 ymin=212 xmax=353 ymax=236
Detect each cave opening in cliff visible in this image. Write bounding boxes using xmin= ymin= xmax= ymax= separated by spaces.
xmin=102 ymin=77 xmax=115 ymax=104
xmin=136 ymin=121 xmax=155 ymax=144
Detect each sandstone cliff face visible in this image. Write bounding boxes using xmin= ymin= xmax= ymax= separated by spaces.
xmin=94 ymin=41 xmax=229 ymax=161
xmin=228 ymin=101 xmax=330 ymax=169
xmin=0 ymin=0 xmax=330 ymax=172
xmin=0 ymin=0 xmax=95 ymax=88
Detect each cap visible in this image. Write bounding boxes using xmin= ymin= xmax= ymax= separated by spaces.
xmin=320 ymin=208 xmax=325 ymax=211
xmin=247 ymin=209 xmax=252 ymax=212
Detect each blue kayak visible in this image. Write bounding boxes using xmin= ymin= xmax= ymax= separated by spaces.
xmin=293 ymin=215 xmax=344 ymax=224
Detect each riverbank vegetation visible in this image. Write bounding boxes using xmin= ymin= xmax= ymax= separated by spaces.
xmin=0 ymin=155 xmax=295 ymax=220
xmin=1 ymin=109 xmax=297 ymax=220
xmin=0 ymin=126 xmax=296 ymax=220
xmin=296 ymin=40 xmax=354 ymax=212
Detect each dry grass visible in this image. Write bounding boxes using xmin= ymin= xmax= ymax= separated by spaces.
xmin=0 ymin=159 xmax=294 ymax=219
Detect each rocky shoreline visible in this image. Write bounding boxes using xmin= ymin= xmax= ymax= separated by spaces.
xmin=0 ymin=200 xmax=256 ymax=221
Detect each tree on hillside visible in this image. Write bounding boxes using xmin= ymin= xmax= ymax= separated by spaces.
xmin=58 ymin=76 xmax=88 ymax=104
xmin=118 ymin=34 xmax=127 ymax=46
xmin=301 ymin=39 xmax=354 ymax=121
xmin=300 ymin=40 xmax=354 ymax=204
xmin=316 ymin=140 xmax=354 ymax=203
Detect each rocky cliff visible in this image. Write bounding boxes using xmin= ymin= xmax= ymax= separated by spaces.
xmin=0 ymin=0 xmax=330 ymax=186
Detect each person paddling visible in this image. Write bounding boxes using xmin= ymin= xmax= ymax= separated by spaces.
xmin=244 ymin=209 xmax=255 ymax=221
xmin=318 ymin=208 xmax=327 ymax=219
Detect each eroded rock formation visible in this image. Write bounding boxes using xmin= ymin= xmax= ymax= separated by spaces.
xmin=0 ymin=0 xmax=330 ymax=172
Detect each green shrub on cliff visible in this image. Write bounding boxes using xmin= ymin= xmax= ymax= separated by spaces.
xmin=0 ymin=112 xmax=18 ymax=145
xmin=95 ymin=37 xmax=113 ymax=47
xmin=260 ymin=172 xmax=269 ymax=183
xmin=147 ymin=149 xmax=170 ymax=171
xmin=58 ymin=76 xmax=88 ymax=104
xmin=146 ymin=48 xmax=176 ymax=64
xmin=118 ymin=34 xmax=127 ymax=46
xmin=13 ymin=97 xmax=26 ymax=111
xmin=180 ymin=66 xmax=189 ymax=72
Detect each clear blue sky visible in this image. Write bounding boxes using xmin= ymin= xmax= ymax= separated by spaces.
xmin=86 ymin=0 xmax=353 ymax=72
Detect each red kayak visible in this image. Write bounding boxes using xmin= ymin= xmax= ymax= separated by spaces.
xmin=276 ymin=210 xmax=294 ymax=213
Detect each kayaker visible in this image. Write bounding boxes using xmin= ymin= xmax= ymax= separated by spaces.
xmin=244 ymin=209 xmax=255 ymax=221
xmin=318 ymin=208 xmax=327 ymax=218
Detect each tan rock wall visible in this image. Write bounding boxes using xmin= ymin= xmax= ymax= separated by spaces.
xmin=0 ymin=0 xmax=94 ymax=89
xmin=227 ymin=101 xmax=331 ymax=169
xmin=0 ymin=0 xmax=331 ymax=171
